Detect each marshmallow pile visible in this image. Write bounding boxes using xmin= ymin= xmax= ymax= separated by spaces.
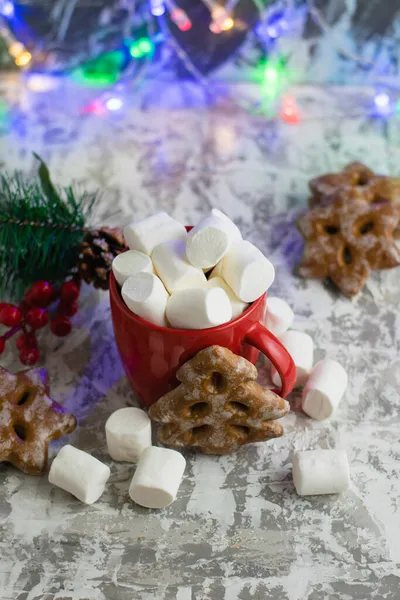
xmin=48 ymin=407 xmax=186 ymax=508
xmin=113 ymin=210 xmax=275 ymax=329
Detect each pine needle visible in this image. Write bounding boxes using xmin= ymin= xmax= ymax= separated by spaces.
xmin=0 ymin=158 xmax=96 ymax=300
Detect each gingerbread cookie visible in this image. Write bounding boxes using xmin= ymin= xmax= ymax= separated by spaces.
xmin=149 ymin=346 xmax=289 ymax=455
xmin=310 ymin=162 xmax=376 ymax=206
xmin=309 ymin=162 xmax=400 ymax=210
xmin=0 ymin=367 xmax=77 ymax=474
xmin=297 ymin=195 xmax=400 ymax=296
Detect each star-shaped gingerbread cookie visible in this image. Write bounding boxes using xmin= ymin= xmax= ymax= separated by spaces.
xmin=297 ymin=195 xmax=400 ymax=296
xmin=309 ymin=161 xmax=400 ymax=208
xmin=0 ymin=367 xmax=77 ymax=475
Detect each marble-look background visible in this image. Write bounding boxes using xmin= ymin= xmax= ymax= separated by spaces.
xmin=0 ymin=76 xmax=400 ymax=599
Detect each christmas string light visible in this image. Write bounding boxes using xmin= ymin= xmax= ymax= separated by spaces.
xmin=0 ymin=22 xmax=32 ymax=67
xmin=150 ymin=0 xmax=165 ymax=17
xmin=201 ymin=0 xmax=238 ymax=34
xmin=373 ymin=91 xmax=393 ymax=117
xmin=4 ymin=0 xmax=399 ymax=127
xmin=8 ymin=40 xmax=23 ymax=57
xmin=265 ymin=11 xmax=288 ymax=39
xmin=280 ymin=95 xmax=299 ymax=124
xmin=25 ymin=73 xmax=59 ymax=92
xmin=14 ymin=50 xmax=31 ymax=66
xmin=129 ymin=37 xmax=154 ymax=59
xmin=261 ymin=56 xmax=290 ymax=114
xmin=0 ymin=0 xmax=299 ymax=118
xmin=255 ymin=0 xmax=294 ymax=45
xmin=165 ymin=0 xmax=192 ymax=31
xmin=80 ymin=2 xmax=160 ymax=115
xmin=105 ymin=97 xmax=124 ymax=111
xmin=209 ymin=8 xmax=234 ymax=34
xmin=0 ymin=0 xmax=14 ymax=17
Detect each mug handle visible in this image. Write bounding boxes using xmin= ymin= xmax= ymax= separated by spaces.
xmin=244 ymin=322 xmax=296 ymax=398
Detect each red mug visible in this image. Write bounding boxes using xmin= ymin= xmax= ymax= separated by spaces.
xmin=110 ymin=275 xmax=296 ymax=408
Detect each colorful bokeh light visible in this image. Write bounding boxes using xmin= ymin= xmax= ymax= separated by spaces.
xmin=15 ymin=51 xmax=32 ymax=67
xmin=105 ymin=97 xmax=123 ymax=111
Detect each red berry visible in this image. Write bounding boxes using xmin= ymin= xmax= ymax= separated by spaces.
xmin=58 ymin=300 xmax=78 ymax=317
xmin=60 ymin=281 xmax=80 ymax=303
xmin=0 ymin=305 xmax=22 ymax=328
xmin=18 ymin=300 xmax=30 ymax=315
xmin=25 ymin=281 xmax=53 ymax=307
xmin=25 ymin=307 xmax=49 ymax=330
xmin=16 ymin=334 xmax=27 ymax=350
xmin=19 ymin=346 xmax=40 ymax=366
xmin=0 ymin=303 xmax=6 ymax=322
xmin=17 ymin=333 xmax=38 ymax=350
xmin=50 ymin=316 xmax=72 ymax=337
xmin=0 ymin=338 xmax=5 ymax=355
xmin=27 ymin=333 xmax=38 ymax=348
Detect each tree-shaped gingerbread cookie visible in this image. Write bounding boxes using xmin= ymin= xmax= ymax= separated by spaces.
xmin=149 ymin=345 xmax=289 ymax=455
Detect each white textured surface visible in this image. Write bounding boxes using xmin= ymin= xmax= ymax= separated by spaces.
xmin=0 ymin=77 xmax=400 ymax=599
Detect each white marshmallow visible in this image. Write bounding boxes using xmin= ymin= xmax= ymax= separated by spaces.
xmin=186 ymin=215 xmax=242 ymax=269
xmin=129 ymin=446 xmax=186 ymax=508
xmin=210 ymin=209 xmax=245 ymax=241
xmin=302 ymin=359 xmax=348 ymax=421
xmin=124 ymin=212 xmax=187 ymax=256
xmin=105 ymin=407 xmax=152 ymax=462
xmin=122 ymin=272 xmax=169 ymax=327
xmin=167 ymin=287 xmax=232 ymax=330
xmin=209 ymin=260 xmax=224 ymax=279
xmin=211 ymin=208 xmax=230 ymax=221
xmin=292 ymin=449 xmax=350 ymax=496
xmin=271 ymin=330 xmax=314 ymax=388
xmin=265 ymin=297 xmax=294 ymax=336
xmin=221 ymin=241 xmax=275 ymax=302
xmin=112 ymin=250 xmax=154 ymax=287
xmin=152 ymin=239 xmax=207 ymax=294
xmin=48 ymin=445 xmax=110 ymax=505
xmin=207 ymin=276 xmax=248 ymax=319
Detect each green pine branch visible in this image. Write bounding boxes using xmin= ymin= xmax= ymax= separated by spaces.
xmin=0 ymin=155 xmax=96 ymax=300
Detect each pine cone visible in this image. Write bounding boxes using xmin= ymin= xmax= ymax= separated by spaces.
xmin=78 ymin=227 xmax=125 ymax=290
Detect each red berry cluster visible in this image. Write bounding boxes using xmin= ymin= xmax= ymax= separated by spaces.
xmin=0 ymin=280 xmax=80 ymax=366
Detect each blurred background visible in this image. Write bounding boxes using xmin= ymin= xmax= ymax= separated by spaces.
xmin=1 ymin=1 xmax=400 ymax=103
xmin=1 ymin=0 xmax=400 ymax=225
